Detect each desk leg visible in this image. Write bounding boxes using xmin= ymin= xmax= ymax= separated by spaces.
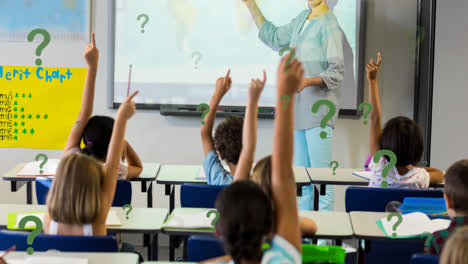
xmin=169 ymin=185 xmax=175 ymax=213
xmin=320 ymin=184 xmax=326 ymax=195
xmin=147 ymin=182 xmax=153 ymax=208
xmin=141 ymin=181 xmax=147 ymax=193
xmin=336 ymin=240 xmax=342 ymax=246
xmin=169 ymin=236 xmax=175 ymax=261
xmin=296 ymin=184 xmax=303 ymax=197
xmin=183 ymin=238 xmax=188 ymax=261
xmin=357 ymin=239 xmax=364 ymax=264
xmin=150 ymin=233 xmax=158 ymax=261
xmin=147 ymin=233 xmax=153 ymax=261
xmin=11 ymin=181 xmax=17 ymax=192
xmin=26 ymin=181 xmax=32 ymax=204
xmin=313 ymin=185 xmax=319 ymax=211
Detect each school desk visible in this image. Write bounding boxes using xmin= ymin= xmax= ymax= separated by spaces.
xmin=2 ymin=251 xmax=139 ymax=264
xmin=350 ymin=211 xmax=427 ymax=264
xmin=2 ymin=162 xmax=160 ymax=207
xmin=0 ymin=204 xmax=168 ymax=261
xmin=307 ymin=168 xmax=445 ymax=211
xmin=163 ymin=208 xmax=354 ymax=260
xmin=157 ymin=165 xmax=312 ymax=212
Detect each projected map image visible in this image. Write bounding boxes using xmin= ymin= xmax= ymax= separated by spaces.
xmin=114 ymin=0 xmax=357 ymax=108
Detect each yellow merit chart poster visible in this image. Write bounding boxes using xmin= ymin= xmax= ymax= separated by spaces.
xmin=0 ymin=65 xmax=86 ymax=149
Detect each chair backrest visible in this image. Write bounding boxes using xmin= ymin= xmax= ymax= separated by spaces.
xmin=410 ymin=253 xmax=439 ymax=264
xmin=187 ymin=235 xmax=226 ymax=262
xmin=345 ymin=187 xmax=444 ymax=212
xmin=181 ymin=184 xmax=225 ymax=208
xmin=0 ymin=231 xmax=118 ymax=252
xmin=35 ymin=177 xmax=53 ymax=204
xmin=35 ymin=178 xmax=132 ymax=207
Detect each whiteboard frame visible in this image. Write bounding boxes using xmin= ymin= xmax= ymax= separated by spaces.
xmin=107 ymin=0 xmax=367 ymax=116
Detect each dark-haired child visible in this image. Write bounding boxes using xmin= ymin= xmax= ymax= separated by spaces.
xmin=425 ymin=159 xmax=468 ymax=255
xmin=201 ymin=70 xmax=240 ymax=185
xmin=366 ymin=53 xmax=443 ymax=188
xmin=63 ymin=33 xmax=142 ymax=180
xmin=206 ymin=53 xmax=304 ymax=264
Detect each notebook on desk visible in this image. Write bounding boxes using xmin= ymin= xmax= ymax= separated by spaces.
xmin=352 ymin=171 xmax=372 ymax=181
xmin=377 ymin=212 xmax=450 ymax=238
xmin=16 ymin=159 xmax=61 ymax=177
xmin=8 ymin=210 xmax=122 ymax=230
xmin=163 ymin=209 xmax=217 ymax=229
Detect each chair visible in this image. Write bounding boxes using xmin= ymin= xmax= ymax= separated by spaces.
xmin=0 ymin=231 xmax=118 ymax=252
xmin=35 ymin=178 xmax=132 ymax=207
xmin=345 ymin=187 xmax=444 ymax=212
xmin=187 ymin=235 xmax=226 ymax=262
xmin=410 ymin=253 xmax=439 ymax=264
xmin=180 ymin=184 xmax=225 ymax=208
xmin=345 ymin=187 xmax=443 ymax=264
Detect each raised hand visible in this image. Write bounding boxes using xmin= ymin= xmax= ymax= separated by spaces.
xmin=117 ymin=91 xmax=138 ymax=121
xmin=278 ymin=52 xmax=304 ymax=96
xmin=366 ymin=52 xmax=382 ymax=81
xmin=248 ymin=70 xmax=267 ymax=102
xmin=83 ymin=32 xmax=99 ymax=68
xmin=214 ymin=69 xmax=232 ymax=99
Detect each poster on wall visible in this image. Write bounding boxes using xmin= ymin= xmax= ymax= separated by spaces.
xmin=0 ymin=65 xmax=86 ymax=149
xmin=0 ymin=0 xmax=91 ymax=42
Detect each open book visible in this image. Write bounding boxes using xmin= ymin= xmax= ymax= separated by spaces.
xmin=7 ymin=257 xmax=88 ymax=264
xmin=16 ymin=159 xmax=61 ymax=177
xmin=8 ymin=210 xmax=122 ymax=230
xmin=163 ymin=209 xmax=218 ymax=229
xmin=377 ymin=212 xmax=450 ymax=238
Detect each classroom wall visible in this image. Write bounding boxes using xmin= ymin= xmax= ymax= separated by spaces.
xmin=0 ymin=0 xmax=417 ymax=212
xmin=431 ymin=0 xmax=468 ymax=170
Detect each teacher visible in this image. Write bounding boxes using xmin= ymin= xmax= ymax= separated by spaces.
xmin=243 ymin=0 xmax=345 ymax=211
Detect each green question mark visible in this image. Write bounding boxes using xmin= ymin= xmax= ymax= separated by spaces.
xmin=137 ymin=14 xmax=150 ymax=33
xmin=18 ymin=215 xmax=43 ymax=255
xmin=35 ymin=153 xmax=48 ymax=175
xmin=329 ymin=161 xmax=339 ymax=175
xmin=423 ymin=161 xmax=428 ymax=167
xmin=311 ymin=100 xmax=336 ymax=139
xmin=387 ymin=212 xmax=403 ymax=238
xmin=280 ymin=95 xmax=290 ymax=110
xmin=123 ymin=204 xmax=132 ymax=220
xmin=75 ymin=121 xmax=81 ymax=128
xmin=197 ymin=103 xmax=210 ymax=125
xmin=27 ymin=28 xmax=51 ymax=66
xmin=206 ymin=209 xmax=220 ymax=227
xmin=192 ymin=51 xmax=202 ymax=69
xmin=373 ymin=150 xmax=397 ymax=188
xmin=279 ymin=47 xmax=296 ymax=73
xmin=358 ymin=102 xmax=373 ymax=125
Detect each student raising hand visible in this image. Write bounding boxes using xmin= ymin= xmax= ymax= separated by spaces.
xmin=367 ymin=52 xmax=382 ymax=82
xmin=234 ymin=71 xmax=266 ymax=181
xmin=273 ymin=53 xmax=304 ymax=252
xmin=64 ymin=32 xmax=99 ymax=155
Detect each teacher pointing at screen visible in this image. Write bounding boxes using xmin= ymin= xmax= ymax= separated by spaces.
xmin=242 ymin=0 xmax=345 ymax=211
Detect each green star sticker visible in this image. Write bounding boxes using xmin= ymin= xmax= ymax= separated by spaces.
xmin=14 ymin=101 xmax=17 ymax=105
xmin=28 ymin=93 xmax=32 ymax=98
xmin=21 ymin=121 xmax=25 ymax=126
xmin=21 ymin=114 xmax=25 ymax=119
xmin=27 ymin=114 xmax=32 ymax=119
xmin=44 ymin=114 xmax=48 ymax=120
xmin=30 ymin=128 xmax=35 ymax=135
xmin=15 ymin=93 xmax=18 ymax=98
xmin=36 ymin=114 xmax=40 ymax=119
xmin=13 ymin=114 xmax=18 ymax=119
xmin=13 ymin=107 xmax=17 ymax=112
xmin=13 ymin=136 xmax=18 ymax=140
xmin=13 ymin=122 xmax=17 ymax=127
xmin=14 ymin=129 xmax=18 ymax=134
xmin=20 ymin=107 xmax=24 ymax=112
xmin=22 ymin=129 xmax=27 ymax=134
xmin=22 ymin=93 xmax=25 ymax=98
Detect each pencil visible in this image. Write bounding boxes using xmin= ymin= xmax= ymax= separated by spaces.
xmin=127 ymin=64 xmax=132 ymax=97
xmin=0 ymin=245 xmax=16 ymax=258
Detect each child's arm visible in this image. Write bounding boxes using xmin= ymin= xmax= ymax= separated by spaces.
xmin=272 ymin=54 xmax=303 ymax=251
xmin=408 ymin=166 xmax=445 ymax=184
xmin=234 ymin=71 xmax=266 ymax=182
xmin=124 ymin=142 xmax=143 ymax=180
xmin=367 ymin=53 xmax=383 ymax=157
xmin=299 ymin=216 xmax=318 ymax=235
xmin=201 ymin=70 xmax=232 ymax=157
xmin=242 ymin=0 xmax=267 ymax=29
xmin=63 ymin=33 xmax=98 ymax=155
xmin=99 ymin=91 xmax=138 ymax=221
